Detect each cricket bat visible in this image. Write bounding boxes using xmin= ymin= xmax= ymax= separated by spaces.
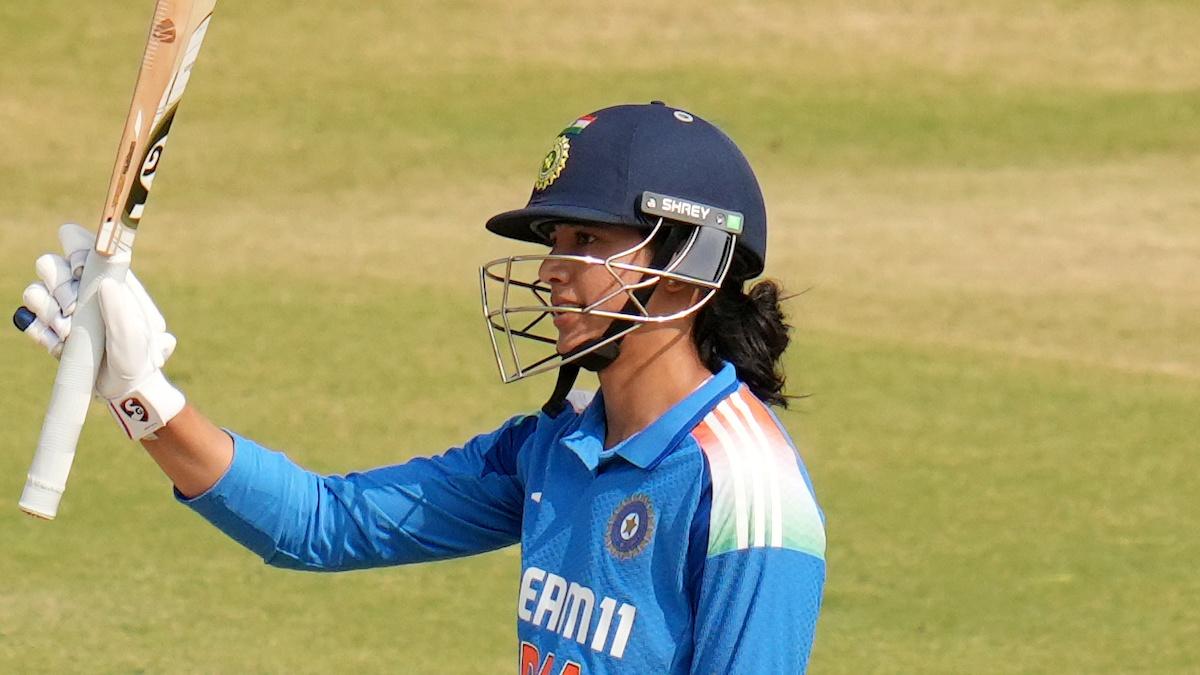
xmin=19 ymin=0 xmax=218 ymax=520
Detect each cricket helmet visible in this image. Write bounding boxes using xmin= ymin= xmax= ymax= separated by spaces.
xmin=480 ymin=101 xmax=767 ymax=410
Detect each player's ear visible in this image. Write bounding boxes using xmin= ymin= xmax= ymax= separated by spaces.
xmin=654 ymin=279 xmax=704 ymax=314
xmin=661 ymin=277 xmax=697 ymax=295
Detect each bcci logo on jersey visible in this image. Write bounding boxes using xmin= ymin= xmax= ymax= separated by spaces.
xmin=606 ymin=494 xmax=654 ymax=560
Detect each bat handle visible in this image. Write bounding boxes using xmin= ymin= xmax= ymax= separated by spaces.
xmin=20 ymin=252 xmax=128 ymax=520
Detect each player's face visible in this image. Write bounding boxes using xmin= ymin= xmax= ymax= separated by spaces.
xmin=537 ymin=223 xmax=655 ymax=354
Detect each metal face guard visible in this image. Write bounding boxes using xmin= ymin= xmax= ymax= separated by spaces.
xmin=479 ymin=218 xmax=736 ymax=383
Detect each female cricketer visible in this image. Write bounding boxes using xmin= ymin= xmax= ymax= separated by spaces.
xmin=16 ymin=102 xmax=826 ymax=672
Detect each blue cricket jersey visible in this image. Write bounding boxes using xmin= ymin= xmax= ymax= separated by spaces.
xmin=180 ymin=362 xmax=826 ymax=672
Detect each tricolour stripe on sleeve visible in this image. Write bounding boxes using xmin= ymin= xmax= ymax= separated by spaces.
xmin=692 ymin=386 xmax=826 ymax=561
xmin=692 ymin=420 xmax=749 ymax=551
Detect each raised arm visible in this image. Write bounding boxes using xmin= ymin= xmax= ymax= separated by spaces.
xmin=17 ymin=225 xmax=237 ymax=498
xmin=15 ymin=224 xmax=531 ymax=569
xmin=176 ymin=414 xmax=536 ymax=570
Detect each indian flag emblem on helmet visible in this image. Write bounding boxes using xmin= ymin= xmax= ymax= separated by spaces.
xmin=561 ymin=114 xmax=595 ymax=136
xmin=534 ymin=135 xmax=570 ymax=191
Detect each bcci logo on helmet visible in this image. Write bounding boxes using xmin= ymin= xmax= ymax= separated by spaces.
xmin=606 ymin=494 xmax=654 ymax=560
xmin=534 ymin=136 xmax=570 ymax=191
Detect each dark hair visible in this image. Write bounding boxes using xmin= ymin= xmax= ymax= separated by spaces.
xmin=692 ymin=262 xmax=794 ymax=407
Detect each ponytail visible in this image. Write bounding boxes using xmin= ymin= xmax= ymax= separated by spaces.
xmin=692 ymin=272 xmax=794 ymax=407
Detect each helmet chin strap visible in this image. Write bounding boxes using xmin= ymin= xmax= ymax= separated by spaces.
xmin=538 ymin=309 xmax=637 ymax=417
xmin=540 ymin=226 xmax=688 ymax=416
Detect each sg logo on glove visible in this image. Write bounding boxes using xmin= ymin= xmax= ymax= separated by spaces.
xmin=120 ymin=397 xmax=148 ymax=422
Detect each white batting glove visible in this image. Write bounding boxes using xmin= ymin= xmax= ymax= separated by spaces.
xmin=14 ymin=223 xmax=185 ymax=441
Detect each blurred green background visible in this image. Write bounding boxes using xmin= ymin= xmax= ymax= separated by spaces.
xmin=2 ymin=1 xmax=1198 ymax=672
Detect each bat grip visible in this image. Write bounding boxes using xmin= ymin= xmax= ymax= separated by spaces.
xmin=20 ymin=252 xmax=129 ymax=520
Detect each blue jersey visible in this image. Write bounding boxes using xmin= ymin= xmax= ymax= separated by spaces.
xmin=180 ymin=362 xmax=826 ymax=672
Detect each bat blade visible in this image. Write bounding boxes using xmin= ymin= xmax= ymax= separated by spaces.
xmin=19 ymin=0 xmax=218 ymax=520
xmin=97 ymin=0 xmax=217 ymax=256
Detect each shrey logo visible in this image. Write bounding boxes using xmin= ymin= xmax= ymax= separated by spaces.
xmin=152 ymin=18 xmax=177 ymax=43
xmin=606 ymin=494 xmax=654 ymax=560
xmin=121 ymin=398 xmax=148 ymax=422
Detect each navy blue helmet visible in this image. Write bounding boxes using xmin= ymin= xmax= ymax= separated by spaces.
xmin=480 ymin=102 xmax=769 ymax=407
xmin=487 ymin=101 xmax=767 ymax=279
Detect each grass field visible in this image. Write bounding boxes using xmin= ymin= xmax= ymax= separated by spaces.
xmin=2 ymin=1 xmax=1198 ymax=672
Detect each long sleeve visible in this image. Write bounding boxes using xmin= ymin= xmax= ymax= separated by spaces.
xmin=177 ymin=414 xmax=537 ymax=571
xmin=690 ymin=547 xmax=826 ymax=672
xmin=686 ymin=403 xmax=828 ymax=673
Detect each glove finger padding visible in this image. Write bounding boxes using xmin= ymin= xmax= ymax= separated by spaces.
xmin=22 ymin=282 xmax=71 ymax=338
xmin=19 ymin=314 xmax=65 ymax=358
xmin=35 ymin=253 xmax=78 ymax=316
xmin=58 ymin=223 xmax=95 ymax=279
xmin=16 ymin=224 xmax=93 ymax=352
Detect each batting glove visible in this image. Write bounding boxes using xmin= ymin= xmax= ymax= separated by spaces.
xmin=13 ymin=223 xmax=184 ymax=441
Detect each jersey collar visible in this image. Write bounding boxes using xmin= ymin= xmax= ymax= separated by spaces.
xmin=561 ymin=361 xmax=741 ymax=471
